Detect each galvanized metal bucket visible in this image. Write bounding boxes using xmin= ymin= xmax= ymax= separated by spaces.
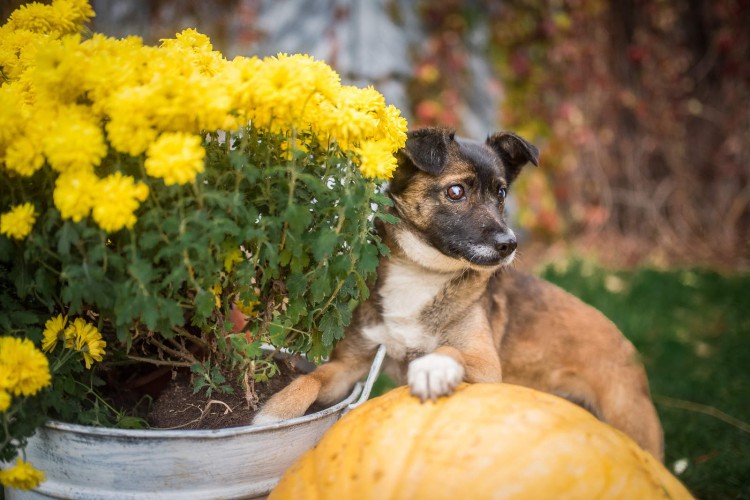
xmin=6 ymin=345 xmax=386 ymax=499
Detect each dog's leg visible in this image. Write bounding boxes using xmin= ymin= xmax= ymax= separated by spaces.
xmin=408 ymin=337 xmax=502 ymax=402
xmin=252 ymin=339 xmax=376 ymax=425
xmin=461 ymin=336 xmax=504 ymax=383
xmin=590 ymin=366 xmax=664 ymax=461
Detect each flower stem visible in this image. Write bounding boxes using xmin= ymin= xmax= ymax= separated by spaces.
xmin=126 ymin=355 xmax=193 ymax=368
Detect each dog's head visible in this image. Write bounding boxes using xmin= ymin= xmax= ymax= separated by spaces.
xmin=387 ymin=127 xmax=539 ymax=272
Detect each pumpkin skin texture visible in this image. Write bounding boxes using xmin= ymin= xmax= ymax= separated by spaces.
xmin=271 ymin=384 xmax=691 ymax=500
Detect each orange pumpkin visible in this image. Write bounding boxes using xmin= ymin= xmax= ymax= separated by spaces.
xmin=271 ymin=384 xmax=692 ymax=499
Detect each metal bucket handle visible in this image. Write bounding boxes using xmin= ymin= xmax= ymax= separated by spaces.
xmin=345 ymin=344 xmax=386 ymax=414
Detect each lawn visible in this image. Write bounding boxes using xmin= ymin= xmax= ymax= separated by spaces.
xmin=539 ymin=260 xmax=750 ymax=499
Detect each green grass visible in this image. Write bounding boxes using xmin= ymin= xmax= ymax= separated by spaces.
xmin=540 ymin=260 xmax=750 ymax=499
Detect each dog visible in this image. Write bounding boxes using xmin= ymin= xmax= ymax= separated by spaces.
xmin=251 ymin=127 xmax=664 ymax=461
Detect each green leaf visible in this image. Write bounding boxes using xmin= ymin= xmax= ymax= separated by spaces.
xmin=0 ymin=237 xmax=11 ymax=262
xmin=140 ymin=296 xmax=159 ymax=330
xmin=319 ymin=307 xmax=343 ymax=346
xmin=268 ymin=322 xmax=287 ymax=344
xmin=360 ymin=242 xmax=379 ymax=273
xmin=286 ymin=299 xmax=307 ymax=323
xmin=244 ymin=340 xmax=263 ymax=358
xmin=229 ymin=150 xmax=247 ymax=171
xmin=56 ymin=222 xmax=79 ymax=257
xmin=336 ymin=301 xmax=353 ymax=326
xmin=354 ymin=272 xmax=370 ymax=301
xmin=139 ymin=231 xmax=162 ymax=251
xmin=286 ymin=273 xmax=307 ymax=296
xmin=375 ymin=211 xmax=400 ymax=224
xmin=162 ymin=299 xmax=185 ymax=326
xmin=128 ymin=259 xmax=155 ymax=286
xmin=289 ymin=249 xmax=310 ymax=274
xmin=312 ymin=229 xmax=339 ymax=263
xmin=194 ymin=289 xmax=216 ymax=320
xmin=116 ymin=416 xmax=149 ymax=429
xmin=309 ymin=270 xmax=331 ymax=304
xmin=62 ymin=376 xmax=76 ymax=395
xmin=308 ymin=331 xmax=327 ymax=361
xmin=279 ymin=247 xmax=292 ymax=266
xmin=193 ymin=377 xmax=208 ymax=394
xmin=284 ymin=204 xmax=312 ymax=234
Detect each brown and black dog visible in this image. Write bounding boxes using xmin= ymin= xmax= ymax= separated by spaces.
xmin=252 ymin=127 xmax=664 ymax=460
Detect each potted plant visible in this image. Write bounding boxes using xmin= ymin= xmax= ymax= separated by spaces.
xmin=0 ymin=0 xmax=406 ymax=496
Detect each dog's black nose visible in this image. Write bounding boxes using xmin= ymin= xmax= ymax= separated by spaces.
xmin=494 ymin=233 xmax=517 ymax=258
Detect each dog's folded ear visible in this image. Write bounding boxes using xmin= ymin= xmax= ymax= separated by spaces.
xmin=402 ymin=127 xmax=456 ymax=176
xmin=486 ymin=132 xmax=539 ymax=184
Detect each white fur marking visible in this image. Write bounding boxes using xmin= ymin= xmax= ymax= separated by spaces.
xmin=408 ymin=353 xmax=465 ymax=401
xmin=252 ymin=411 xmax=285 ymax=426
xmin=395 ymin=230 xmax=468 ymax=272
xmin=362 ymin=260 xmax=448 ymax=360
xmin=466 ymin=244 xmax=516 ymax=268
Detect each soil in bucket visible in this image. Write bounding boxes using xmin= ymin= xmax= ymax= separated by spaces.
xmin=102 ymin=355 xmax=326 ymax=430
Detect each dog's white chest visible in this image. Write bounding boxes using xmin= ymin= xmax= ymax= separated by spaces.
xmin=362 ymin=262 xmax=449 ymax=360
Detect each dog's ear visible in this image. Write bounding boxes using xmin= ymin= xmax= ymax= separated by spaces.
xmin=486 ymin=132 xmax=539 ymax=184
xmin=402 ymin=128 xmax=455 ymax=176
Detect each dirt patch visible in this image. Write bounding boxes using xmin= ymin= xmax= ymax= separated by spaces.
xmin=146 ymin=357 xmax=326 ymax=430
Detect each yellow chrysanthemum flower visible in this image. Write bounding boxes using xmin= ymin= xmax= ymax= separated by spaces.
xmin=78 ymin=35 xmax=149 ymax=119
xmin=52 ymin=0 xmax=96 ymax=29
xmin=4 ymin=135 xmax=45 ymax=177
xmin=109 ymin=122 xmax=159 ymax=158
xmin=42 ymin=314 xmax=68 ymax=353
xmin=0 ymin=203 xmax=36 ymax=240
xmin=30 ymin=35 xmax=88 ymax=105
xmin=161 ymin=28 xmax=213 ymax=52
xmin=0 ymin=337 xmax=51 ymax=397
xmin=65 ymin=318 xmax=106 ymax=369
xmin=92 ymin=172 xmax=149 ymax=232
xmin=6 ymin=2 xmax=63 ymax=35
xmin=244 ymin=53 xmax=336 ymax=131
xmin=53 ymin=169 xmax=99 ymax=222
xmin=141 ymin=69 xmax=231 ymax=133
xmin=44 ymin=125 xmax=107 ymax=173
xmin=0 ymin=458 xmax=46 ymax=491
xmin=5 ymin=0 xmax=93 ymax=37
xmin=315 ymin=86 xmax=381 ymax=150
xmin=355 ymin=140 xmax=399 ymax=180
xmin=0 ymin=86 xmax=27 ymax=152
xmin=377 ymin=104 xmax=409 ymax=151
xmin=44 ymin=109 xmax=107 ymax=173
xmin=144 ymin=132 xmax=205 ymax=185
xmin=0 ymin=391 xmax=10 ymax=412
xmin=104 ymin=85 xmax=159 ymax=156
xmin=222 ymin=55 xmax=263 ymax=112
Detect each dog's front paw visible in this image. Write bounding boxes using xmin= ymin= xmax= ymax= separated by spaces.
xmin=408 ymin=353 xmax=465 ymax=402
xmin=252 ymin=410 xmax=286 ymax=426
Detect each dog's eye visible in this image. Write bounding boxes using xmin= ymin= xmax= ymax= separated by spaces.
xmin=498 ymin=187 xmax=507 ymax=200
xmin=446 ymin=184 xmax=465 ymax=200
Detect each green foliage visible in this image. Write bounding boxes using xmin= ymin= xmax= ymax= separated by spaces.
xmin=0 ymin=126 xmax=387 ymax=457
xmin=540 ymin=259 xmax=750 ymax=498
